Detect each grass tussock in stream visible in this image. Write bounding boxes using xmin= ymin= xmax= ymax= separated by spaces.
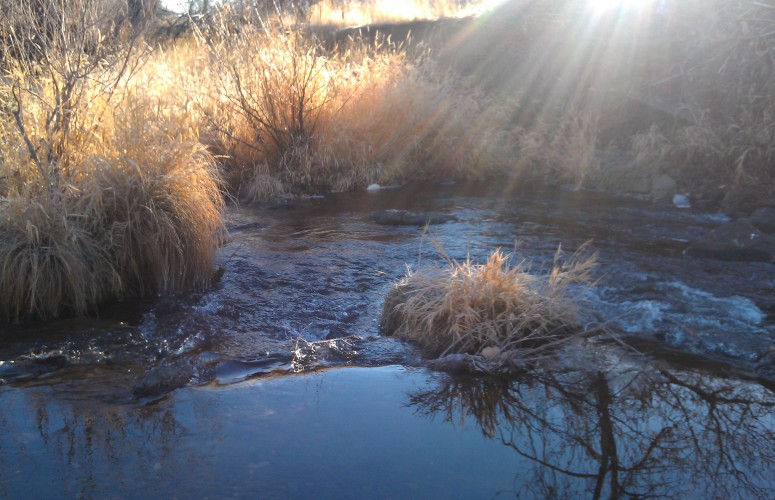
xmin=381 ymin=245 xmax=598 ymax=371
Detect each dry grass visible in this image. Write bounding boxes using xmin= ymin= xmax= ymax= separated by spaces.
xmin=381 ymin=244 xmax=598 ymax=371
xmin=515 ymin=100 xmax=603 ymax=186
xmin=454 ymin=0 xmax=775 ymax=206
xmin=205 ymin=26 xmax=380 ymax=197
xmin=619 ymin=0 xmax=775 ymax=208
xmin=0 ymin=87 xmax=225 ymax=320
xmin=0 ymin=21 xmax=225 ymax=320
xmin=76 ymin=104 xmax=226 ymax=297
xmin=204 ymin=22 xmax=517 ymax=199
xmin=0 ymin=193 xmax=116 ymax=319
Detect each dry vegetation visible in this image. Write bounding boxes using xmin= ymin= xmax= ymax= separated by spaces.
xmin=204 ymin=18 xmax=516 ymax=200
xmin=0 ymin=0 xmax=224 ymax=320
xmin=455 ymin=0 xmax=775 ymax=205
xmin=380 ymin=244 xmax=598 ymax=371
xmin=307 ymin=0 xmax=491 ymax=26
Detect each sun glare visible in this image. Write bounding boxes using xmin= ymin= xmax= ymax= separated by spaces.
xmin=586 ymin=0 xmax=657 ymax=14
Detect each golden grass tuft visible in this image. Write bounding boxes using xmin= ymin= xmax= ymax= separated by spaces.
xmin=0 ymin=52 xmax=225 ymax=321
xmin=381 ymin=244 xmax=598 ymax=370
xmin=0 ymin=193 xmax=117 ymax=319
xmin=77 ymin=141 xmax=225 ymax=297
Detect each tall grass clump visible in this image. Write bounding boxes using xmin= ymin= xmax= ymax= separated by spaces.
xmin=76 ymin=100 xmax=225 ymax=297
xmin=0 ymin=1 xmax=225 ymax=321
xmin=514 ymin=99 xmax=603 ymax=186
xmin=0 ymin=83 xmax=225 ymax=320
xmin=0 ymin=194 xmax=117 ymax=320
xmin=381 ymin=244 xmax=598 ymax=371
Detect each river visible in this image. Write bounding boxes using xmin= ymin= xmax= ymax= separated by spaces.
xmin=1 ymin=181 xmax=773 ymax=498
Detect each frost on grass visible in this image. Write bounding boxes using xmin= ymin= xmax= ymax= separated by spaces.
xmin=381 ymin=244 xmax=599 ymax=373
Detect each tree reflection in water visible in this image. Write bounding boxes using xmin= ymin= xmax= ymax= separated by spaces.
xmin=408 ymin=360 xmax=775 ymax=499
xmin=0 ymin=390 xmax=192 ymax=499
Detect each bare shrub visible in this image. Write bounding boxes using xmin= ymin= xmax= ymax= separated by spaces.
xmin=206 ymin=25 xmax=404 ymax=195
xmin=0 ymin=0 xmax=144 ymax=191
xmin=381 ymin=243 xmax=599 ymax=371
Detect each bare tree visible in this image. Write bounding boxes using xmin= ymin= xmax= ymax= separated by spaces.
xmin=1 ymin=0 xmax=145 ymax=192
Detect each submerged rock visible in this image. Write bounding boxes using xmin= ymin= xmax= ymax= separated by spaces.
xmin=372 ymin=209 xmax=457 ymax=226
xmin=650 ymin=174 xmax=678 ymax=204
xmin=134 ymin=358 xmax=196 ymax=397
xmin=749 ymin=207 xmax=775 ymax=234
xmin=427 ymin=353 xmax=482 ymax=372
xmin=685 ymin=219 xmax=775 ymax=262
xmin=133 ymin=355 xmax=219 ymax=398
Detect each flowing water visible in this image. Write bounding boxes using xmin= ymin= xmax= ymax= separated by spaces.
xmin=1 ymin=181 xmax=773 ymax=498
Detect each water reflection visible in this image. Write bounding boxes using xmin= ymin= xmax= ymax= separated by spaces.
xmin=0 ymin=391 xmax=190 ymax=498
xmin=1 ymin=359 xmax=773 ymax=498
xmin=408 ymin=358 xmax=775 ymax=498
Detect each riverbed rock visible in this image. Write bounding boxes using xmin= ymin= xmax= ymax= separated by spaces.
xmin=650 ymin=174 xmax=678 ymax=204
xmin=684 ymin=219 xmax=775 ymax=262
xmin=134 ymin=359 xmax=196 ymax=397
xmin=588 ymin=151 xmax=652 ymax=195
xmin=749 ymin=207 xmax=775 ymax=234
xmin=672 ymin=194 xmax=691 ymax=209
xmin=372 ymin=209 xmax=457 ymax=226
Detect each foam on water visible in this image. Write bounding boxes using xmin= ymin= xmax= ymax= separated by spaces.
xmin=661 ymin=281 xmax=766 ymax=325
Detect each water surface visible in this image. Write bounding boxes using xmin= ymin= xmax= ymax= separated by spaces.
xmin=1 ymin=182 xmax=773 ymax=497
